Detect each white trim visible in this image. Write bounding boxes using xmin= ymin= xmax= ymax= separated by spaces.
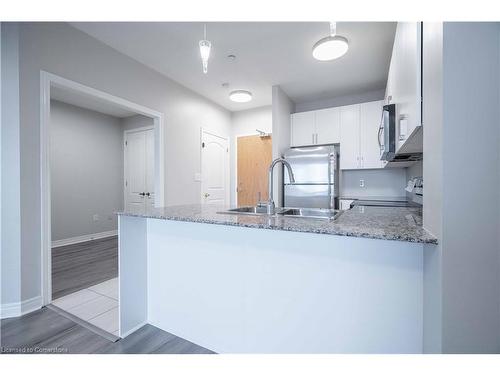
xmin=0 ymin=296 xmax=43 ymax=319
xmin=233 ymin=132 xmax=272 ymax=206
xmin=51 ymin=230 xmax=118 ymax=248
xmin=200 ymin=128 xmax=230 ymax=206
xmin=40 ymin=71 xmax=166 ymax=306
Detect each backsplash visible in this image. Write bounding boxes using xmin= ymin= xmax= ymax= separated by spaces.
xmin=405 ymin=161 xmax=423 ymax=205
xmin=340 ymin=169 xmax=407 ymax=198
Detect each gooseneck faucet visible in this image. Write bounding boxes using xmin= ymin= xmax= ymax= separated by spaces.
xmin=267 ymin=157 xmax=295 ymax=214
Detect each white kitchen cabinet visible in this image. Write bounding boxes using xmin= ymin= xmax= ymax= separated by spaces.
xmin=340 ymin=101 xmax=384 ymax=170
xmin=315 ymin=107 xmax=340 ymax=144
xmin=291 ymin=111 xmax=316 ymax=147
xmin=291 ymin=107 xmax=340 ymax=147
xmin=385 ymin=22 xmax=422 ymax=152
xmin=339 ymin=104 xmax=360 ymax=169
xmin=360 ymin=101 xmax=384 ymax=169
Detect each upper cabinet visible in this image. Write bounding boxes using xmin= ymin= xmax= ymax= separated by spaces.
xmin=340 ymin=101 xmax=384 ymax=170
xmin=291 ymin=107 xmax=340 ymax=147
xmin=385 ymin=22 xmax=423 ymax=154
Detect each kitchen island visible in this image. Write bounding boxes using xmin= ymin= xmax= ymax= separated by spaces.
xmin=117 ymin=204 xmax=436 ymax=353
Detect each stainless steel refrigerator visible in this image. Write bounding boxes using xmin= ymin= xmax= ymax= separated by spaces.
xmin=283 ymin=146 xmax=339 ymax=209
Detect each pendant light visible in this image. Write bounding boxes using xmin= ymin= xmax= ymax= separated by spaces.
xmin=199 ymin=24 xmax=212 ymax=74
xmin=312 ymin=22 xmax=349 ymax=61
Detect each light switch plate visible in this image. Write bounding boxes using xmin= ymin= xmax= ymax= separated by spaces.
xmin=359 ymin=179 xmax=365 ymax=188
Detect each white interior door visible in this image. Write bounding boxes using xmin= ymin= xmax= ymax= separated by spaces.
xmin=201 ymin=129 xmax=229 ymax=205
xmin=125 ymin=128 xmax=155 ymax=213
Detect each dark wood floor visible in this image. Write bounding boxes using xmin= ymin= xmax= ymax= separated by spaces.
xmin=52 ymin=236 xmax=118 ymax=299
xmin=0 ymin=307 xmax=214 ymax=354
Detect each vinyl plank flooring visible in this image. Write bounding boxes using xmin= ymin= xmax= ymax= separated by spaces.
xmin=1 ymin=308 xmax=215 ymax=354
xmin=51 ymin=236 xmax=118 ymax=299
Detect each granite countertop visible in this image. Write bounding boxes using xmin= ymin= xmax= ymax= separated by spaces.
xmin=117 ymin=204 xmax=437 ymax=244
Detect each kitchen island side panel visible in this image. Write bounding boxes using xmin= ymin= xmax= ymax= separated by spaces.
xmin=118 ymin=215 xmax=148 ymax=337
xmin=146 ymin=218 xmax=424 ymax=353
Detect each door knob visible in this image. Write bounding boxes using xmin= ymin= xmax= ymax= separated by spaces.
xmin=139 ymin=192 xmax=145 ymax=196
xmin=204 ymin=193 xmax=210 ymax=198
xmin=146 ymin=192 xmax=151 ymax=197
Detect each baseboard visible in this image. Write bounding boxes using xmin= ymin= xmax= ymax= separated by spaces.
xmin=120 ymin=321 xmax=148 ymax=339
xmin=52 ymin=230 xmax=118 ymax=248
xmin=0 ymin=295 xmax=43 ymax=319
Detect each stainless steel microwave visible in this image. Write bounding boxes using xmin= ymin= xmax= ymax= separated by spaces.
xmin=379 ymin=104 xmax=396 ymax=161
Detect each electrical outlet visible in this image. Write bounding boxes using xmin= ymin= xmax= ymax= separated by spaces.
xmin=92 ymin=214 xmax=99 ymax=222
xmin=359 ymin=179 xmax=365 ymax=188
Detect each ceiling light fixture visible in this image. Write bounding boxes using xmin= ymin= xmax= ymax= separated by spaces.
xmin=199 ymin=24 xmax=212 ymax=74
xmin=312 ymin=22 xmax=349 ymax=61
xmin=229 ymin=90 xmax=252 ymax=103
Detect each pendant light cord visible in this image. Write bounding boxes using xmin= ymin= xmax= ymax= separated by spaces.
xmin=329 ymin=22 xmax=337 ymax=37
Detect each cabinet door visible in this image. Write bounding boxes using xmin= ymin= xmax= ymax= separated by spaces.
xmin=339 ymin=104 xmax=360 ymax=170
xmin=360 ymin=101 xmax=384 ymax=169
xmin=315 ymin=107 xmax=340 ymax=144
xmin=390 ymin=22 xmax=422 ymax=150
xmin=291 ymin=111 xmax=315 ymax=147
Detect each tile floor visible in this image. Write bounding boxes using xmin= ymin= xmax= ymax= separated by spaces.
xmin=52 ymin=277 xmax=119 ymax=336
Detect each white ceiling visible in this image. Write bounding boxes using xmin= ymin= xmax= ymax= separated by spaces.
xmin=71 ymin=22 xmax=396 ymax=112
xmin=50 ymin=84 xmax=139 ymax=118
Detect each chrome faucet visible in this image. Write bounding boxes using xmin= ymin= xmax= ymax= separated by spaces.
xmin=266 ymin=157 xmax=295 ymax=214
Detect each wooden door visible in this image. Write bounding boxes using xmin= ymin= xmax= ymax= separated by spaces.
xmin=237 ymin=135 xmax=272 ymax=206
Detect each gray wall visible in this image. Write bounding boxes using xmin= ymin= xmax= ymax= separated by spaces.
xmin=50 ymin=100 xmax=124 ymax=241
xmin=423 ymin=22 xmax=500 ymax=353
xmin=1 ymin=23 xmax=21 ymax=307
xmin=272 ymin=86 xmax=295 ymax=206
xmin=121 ymin=114 xmax=154 ymax=131
xmin=294 ymin=89 xmax=385 ymax=113
xmin=341 ymin=169 xmax=407 ymax=198
xmin=2 ymin=22 xmax=231 ymax=304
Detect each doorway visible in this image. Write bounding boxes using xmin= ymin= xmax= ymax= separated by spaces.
xmin=236 ymin=134 xmax=272 ymax=206
xmin=201 ymin=129 xmax=230 ymax=205
xmin=40 ymin=72 xmax=164 ymax=338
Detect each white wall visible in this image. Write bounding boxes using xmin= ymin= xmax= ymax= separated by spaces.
xmin=423 ymin=22 xmax=500 ymax=354
xmin=294 ymin=89 xmax=385 ymax=113
xmin=1 ymin=23 xmax=21 ymax=309
xmin=2 ymin=22 xmax=231 ymax=306
xmin=439 ymin=22 xmax=500 ymax=353
xmin=230 ymin=106 xmax=272 ymax=206
xmin=341 ymin=169 xmax=407 ymax=198
xmin=1 ymin=23 xmax=22 ymax=310
xmin=50 ymin=100 xmax=124 ymax=241
xmin=271 ymin=86 xmax=295 ymax=206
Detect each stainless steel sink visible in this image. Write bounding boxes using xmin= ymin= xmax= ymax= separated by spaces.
xmin=218 ymin=206 xmax=341 ymax=220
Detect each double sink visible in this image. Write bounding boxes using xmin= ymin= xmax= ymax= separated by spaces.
xmin=218 ymin=206 xmax=341 ymax=220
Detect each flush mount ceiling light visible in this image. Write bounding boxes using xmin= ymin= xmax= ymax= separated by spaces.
xmin=312 ymin=22 xmax=349 ymax=61
xmin=229 ymin=90 xmax=252 ymax=103
xmin=199 ymin=24 xmax=212 ymax=74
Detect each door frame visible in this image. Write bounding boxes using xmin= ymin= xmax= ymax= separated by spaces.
xmin=234 ymin=132 xmax=272 ymax=207
xmin=40 ymin=71 xmax=165 ymax=306
xmin=200 ymin=128 xmax=230 ymax=205
xmin=123 ymin=126 xmax=155 ymax=212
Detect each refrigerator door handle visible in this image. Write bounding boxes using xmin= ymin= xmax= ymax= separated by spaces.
xmin=328 ymin=152 xmax=335 ymax=209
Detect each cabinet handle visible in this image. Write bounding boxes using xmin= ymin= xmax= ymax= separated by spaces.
xmin=315 ymin=133 xmax=318 ymax=144
xmin=312 ymin=134 xmax=315 ymax=144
